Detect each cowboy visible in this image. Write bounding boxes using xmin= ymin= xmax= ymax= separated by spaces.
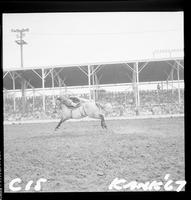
xmin=57 ymin=96 xmax=80 ymax=109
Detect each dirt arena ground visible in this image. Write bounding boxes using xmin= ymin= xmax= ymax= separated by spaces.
xmin=4 ymin=117 xmax=184 ymax=192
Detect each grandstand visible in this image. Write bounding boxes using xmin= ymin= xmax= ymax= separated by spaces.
xmin=3 ymin=57 xmax=184 ymax=121
xmin=3 ymin=13 xmax=184 ymax=121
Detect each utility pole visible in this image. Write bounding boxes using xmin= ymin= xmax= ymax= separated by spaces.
xmin=11 ymin=28 xmax=29 ymax=114
xmin=11 ymin=28 xmax=29 ymax=68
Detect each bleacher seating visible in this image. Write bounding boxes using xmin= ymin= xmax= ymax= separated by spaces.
xmin=3 ymin=89 xmax=184 ymax=121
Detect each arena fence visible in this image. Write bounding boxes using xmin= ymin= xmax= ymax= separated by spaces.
xmin=3 ymin=114 xmax=184 ymax=125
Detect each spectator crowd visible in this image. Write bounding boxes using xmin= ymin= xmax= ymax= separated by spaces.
xmin=4 ymin=89 xmax=184 ymax=121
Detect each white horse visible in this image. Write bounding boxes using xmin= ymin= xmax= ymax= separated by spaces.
xmin=54 ymin=96 xmax=112 ymax=131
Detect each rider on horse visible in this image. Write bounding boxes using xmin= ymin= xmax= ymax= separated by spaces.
xmin=57 ymin=96 xmax=81 ymax=109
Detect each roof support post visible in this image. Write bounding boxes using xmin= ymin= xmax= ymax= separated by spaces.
xmin=33 ymin=89 xmax=35 ymax=112
xmin=42 ymin=68 xmax=45 ymax=112
xmin=132 ymin=64 xmax=136 ymax=107
xmin=88 ymin=65 xmax=91 ymax=100
xmin=92 ymin=66 xmax=96 ymax=101
xmin=3 ymin=71 xmax=9 ymax=79
xmin=177 ymin=61 xmax=181 ymax=105
xmin=10 ymin=72 xmax=16 ymax=112
xmin=90 ymin=65 xmax=102 ymax=102
xmin=58 ymin=76 xmax=62 ymax=96
xmin=21 ymin=76 xmax=26 ymax=114
xmin=51 ymin=68 xmax=55 ymax=88
xmin=94 ymin=72 xmax=99 ymax=101
xmin=135 ymin=62 xmax=140 ymax=115
xmin=51 ymin=68 xmax=55 ymax=106
xmin=171 ymin=65 xmax=174 ymax=95
xmin=77 ymin=66 xmax=88 ymax=76
xmin=175 ymin=60 xmax=184 ymax=69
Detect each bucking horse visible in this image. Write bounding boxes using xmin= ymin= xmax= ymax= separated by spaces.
xmin=54 ymin=96 xmax=112 ymax=131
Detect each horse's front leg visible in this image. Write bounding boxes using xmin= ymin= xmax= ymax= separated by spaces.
xmin=54 ymin=118 xmax=66 ymax=131
xmin=99 ymin=114 xmax=107 ymax=129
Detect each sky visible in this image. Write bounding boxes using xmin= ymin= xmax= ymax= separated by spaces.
xmin=3 ymin=12 xmax=184 ymax=69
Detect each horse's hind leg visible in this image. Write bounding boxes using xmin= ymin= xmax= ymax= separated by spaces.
xmin=54 ymin=118 xmax=65 ymax=131
xmin=99 ymin=114 xmax=107 ymax=129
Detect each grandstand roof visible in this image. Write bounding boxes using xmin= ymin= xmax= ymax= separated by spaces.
xmin=3 ymin=57 xmax=183 ymax=72
xmin=3 ymin=59 xmax=184 ymax=90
